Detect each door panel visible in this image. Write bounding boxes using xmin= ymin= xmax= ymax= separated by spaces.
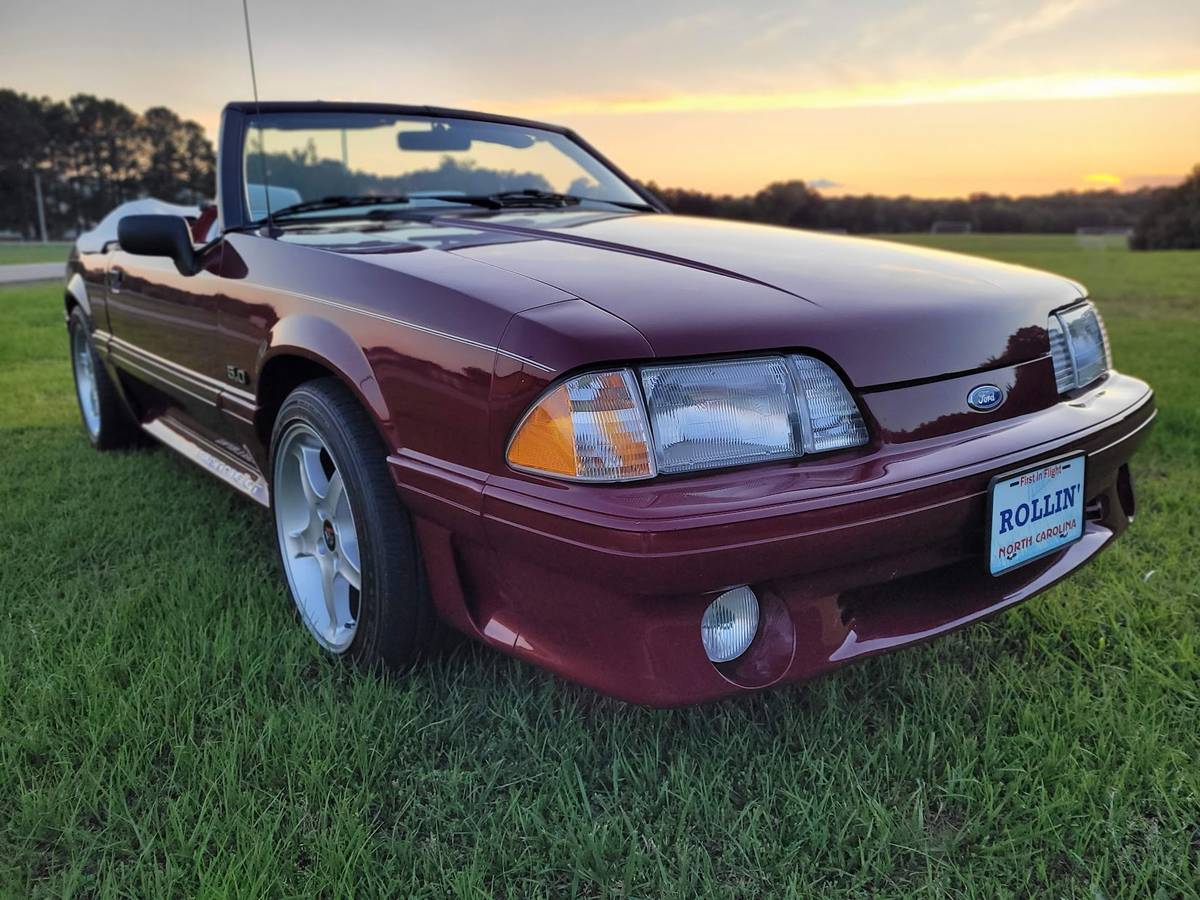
xmin=104 ymin=245 xmax=225 ymax=431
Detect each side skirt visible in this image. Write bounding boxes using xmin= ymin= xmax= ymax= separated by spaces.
xmin=142 ymin=414 xmax=270 ymax=507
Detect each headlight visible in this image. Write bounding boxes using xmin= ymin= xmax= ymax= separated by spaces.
xmin=1047 ymin=302 xmax=1111 ymax=392
xmin=507 ymin=355 xmax=867 ymax=482
xmin=640 ymin=357 xmax=801 ymax=474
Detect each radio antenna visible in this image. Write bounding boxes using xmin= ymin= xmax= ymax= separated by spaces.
xmin=241 ymin=0 xmax=272 ymax=227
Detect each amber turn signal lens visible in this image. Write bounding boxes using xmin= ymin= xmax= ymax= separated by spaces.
xmin=507 ymin=369 xmax=655 ymax=482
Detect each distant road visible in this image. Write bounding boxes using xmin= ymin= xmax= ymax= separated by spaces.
xmin=0 ymin=263 xmax=65 ymax=284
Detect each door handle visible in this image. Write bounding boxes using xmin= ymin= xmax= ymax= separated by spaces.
xmin=109 ymin=266 xmax=124 ymax=292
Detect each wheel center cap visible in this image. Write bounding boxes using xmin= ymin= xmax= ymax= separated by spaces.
xmin=322 ymin=520 xmax=337 ymax=551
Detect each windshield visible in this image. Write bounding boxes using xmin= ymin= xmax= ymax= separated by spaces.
xmin=242 ymin=112 xmax=645 ymax=221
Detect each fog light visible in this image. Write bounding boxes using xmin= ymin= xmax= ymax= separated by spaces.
xmin=701 ymin=586 xmax=760 ymax=663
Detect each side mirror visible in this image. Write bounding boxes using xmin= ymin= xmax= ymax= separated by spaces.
xmin=117 ymin=215 xmax=199 ymax=276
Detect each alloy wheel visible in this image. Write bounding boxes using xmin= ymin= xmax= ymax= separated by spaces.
xmin=273 ymin=422 xmax=363 ymax=652
xmin=71 ymin=325 xmax=101 ymax=438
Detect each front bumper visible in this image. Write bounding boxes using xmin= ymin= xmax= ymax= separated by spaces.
xmin=392 ymin=372 xmax=1155 ymax=705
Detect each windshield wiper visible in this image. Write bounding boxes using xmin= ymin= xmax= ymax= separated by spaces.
xmin=266 ymin=190 xmax=655 ymax=223
xmin=269 ymin=194 xmax=411 ymax=220
xmin=579 ymin=197 xmax=657 ymax=212
xmin=491 ymin=189 xmax=581 ymax=208
xmin=489 ymin=189 xmax=655 ymax=211
xmin=366 ymin=189 xmax=655 ymax=215
xmin=391 ymin=190 xmax=574 ymax=211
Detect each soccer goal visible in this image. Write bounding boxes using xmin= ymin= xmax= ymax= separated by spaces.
xmin=1075 ymin=226 xmax=1133 ymax=248
xmin=930 ymin=220 xmax=973 ymax=234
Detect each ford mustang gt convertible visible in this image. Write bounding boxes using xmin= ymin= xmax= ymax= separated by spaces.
xmin=64 ymin=101 xmax=1155 ymax=705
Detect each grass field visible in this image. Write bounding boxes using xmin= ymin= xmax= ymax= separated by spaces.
xmin=1 ymin=235 xmax=1197 ymax=897
xmin=0 ymin=242 xmax=73 ymax=265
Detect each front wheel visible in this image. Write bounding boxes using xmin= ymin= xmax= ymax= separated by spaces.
xmin=270 ymin=378 xmax=437 ymax=670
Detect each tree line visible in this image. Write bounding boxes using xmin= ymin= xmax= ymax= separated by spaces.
xmin=0 ymin=89 xmax=214 ymax=240
xmin=250 ymin=141 xmax=553 ymax=201
xmin=645 ymin=178 xmax=1176 ymax=237
xmin=0 ymin=87 xmax=1194 ymax=249
xmin=1128 ymin=165 xmax=1200 ymax=250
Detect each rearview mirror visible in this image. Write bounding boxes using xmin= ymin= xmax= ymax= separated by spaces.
xmin=398 ymin=124 xmax=472 ymax=152
xmin=397 ymin=122 xmax=536 ymax=151
xmin=117 ymin=215 xmax=198 ymax=276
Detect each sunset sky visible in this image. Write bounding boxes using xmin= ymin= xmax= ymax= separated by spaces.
xmin=2 ymin=0 xmax=1197 ymax=197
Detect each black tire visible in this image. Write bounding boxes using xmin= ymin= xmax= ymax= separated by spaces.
xmin=269 ymin=377 xmax=438 ymax=671
xmin=67 ymin=305 xmax=140 ymax=450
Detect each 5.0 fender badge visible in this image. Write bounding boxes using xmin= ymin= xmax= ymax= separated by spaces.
xmin=967 ymin=383 xmax=1005 ymax=412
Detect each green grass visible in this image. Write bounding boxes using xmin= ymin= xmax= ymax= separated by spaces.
xmin=1 ymin=237 xmax=1198 ymax=897
xmin=0 ymin=242 xmax=72 ymax=265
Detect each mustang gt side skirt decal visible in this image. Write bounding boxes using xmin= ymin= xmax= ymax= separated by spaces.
xmin=141 ymin=415 xmax=270 ymax=507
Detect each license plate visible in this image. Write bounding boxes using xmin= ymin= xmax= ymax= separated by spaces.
xmin=988 ymin=454 xmax=1086 ymax=575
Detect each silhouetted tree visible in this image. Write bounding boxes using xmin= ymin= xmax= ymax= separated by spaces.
xmin=138 ymin=106 xmax=216 ymax=203
xmin=0 ymin=88 xmax=216 ymax=238
xmin=1131 ymin=165 xmax=1200 ymax=250
xmin=751 ymin=180 xmax=824 ymax=228
xmin=0 ymin=90 xmax=50 ymax=236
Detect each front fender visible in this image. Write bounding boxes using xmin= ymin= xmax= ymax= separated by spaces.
xmin=259 ymin=312 xmax=391 ymax=430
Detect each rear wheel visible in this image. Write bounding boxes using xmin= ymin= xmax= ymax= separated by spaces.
xmin=68 ymin=306 xmax=139 ymax=450
xmin=270 ymin=378 xmax=437 ymax=670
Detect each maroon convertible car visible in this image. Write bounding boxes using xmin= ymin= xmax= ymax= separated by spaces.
xmin=65 ymin=101 xmax=1154 ymax=705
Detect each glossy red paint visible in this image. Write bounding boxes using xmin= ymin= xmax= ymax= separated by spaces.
xmin=436 ymin=375 xmax=1151 ymax=704
xmin=66 ymin=101 xmax=1155 ymax=705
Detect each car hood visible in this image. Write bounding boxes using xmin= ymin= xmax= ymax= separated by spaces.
xmin=300 ymin=212 xmax=1085 ymax=387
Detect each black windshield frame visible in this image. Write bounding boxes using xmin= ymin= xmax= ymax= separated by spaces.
xmin=217 ymin=101 xmax=668 ymax=232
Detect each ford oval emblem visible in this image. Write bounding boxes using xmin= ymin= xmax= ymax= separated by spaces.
xmin=967 ymin=384 xmax=1005 ymax=412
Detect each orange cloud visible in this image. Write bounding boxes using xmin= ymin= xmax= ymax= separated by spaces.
xmin=517 ymin=71 xmax=1200 ymax=116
